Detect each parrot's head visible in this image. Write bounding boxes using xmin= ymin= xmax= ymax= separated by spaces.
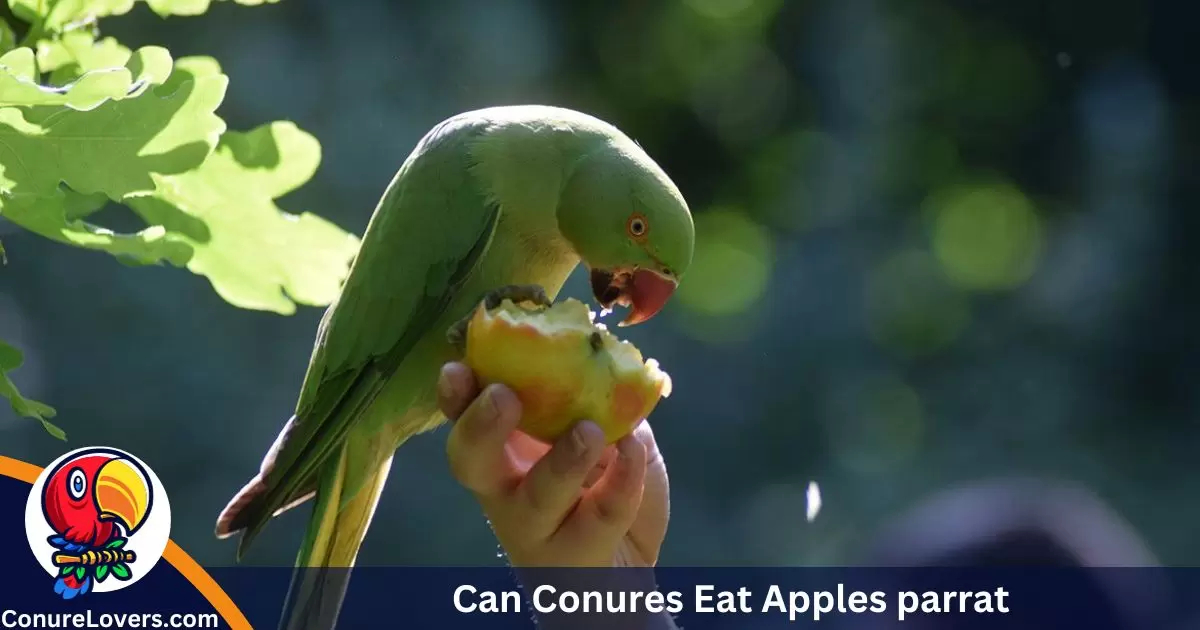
xmin=557 ymin=140 xmax=695 ymax=327
xmin=42 ymin=451 xmax=152 ymax=544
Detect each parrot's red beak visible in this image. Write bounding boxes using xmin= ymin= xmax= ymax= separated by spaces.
xmin=590 ymin=267 xmax=678 ymax=326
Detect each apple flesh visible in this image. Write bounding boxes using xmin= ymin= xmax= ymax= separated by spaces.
xmin=463 ymin=297 xmax=673 ymax=444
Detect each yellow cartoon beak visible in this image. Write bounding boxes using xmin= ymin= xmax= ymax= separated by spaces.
xmin=94 ymin=457 xmax=151 ymax=535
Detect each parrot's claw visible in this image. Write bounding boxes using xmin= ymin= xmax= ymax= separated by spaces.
xmin=446 ymin=284 xmax=552 ymax=354
xmin=446 ymin=321 xmax=469 ymax=355
xmin=482 ymin=284 xmax=552 ymax=311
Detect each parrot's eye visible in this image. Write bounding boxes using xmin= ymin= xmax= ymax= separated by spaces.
xmin=627 ymin=214 xmax=648 ymax=239
xmin=67 ymin=468 xmax=87 ymax=501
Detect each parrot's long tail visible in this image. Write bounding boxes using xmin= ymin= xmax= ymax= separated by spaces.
xmin=278 ymin=439 xmax=396 ymax=630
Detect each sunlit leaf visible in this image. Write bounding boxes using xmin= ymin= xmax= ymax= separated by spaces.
xmin=0 ymin=45 xmax=171 ymax=110
xmin=0 ymin=47 xmax=34 ymax=78
xmin=0 ymin=50 xmax=227 ymax=201
xmin=37 ymin=32 xmax=133 ymax=84
xmin=126 ymin=121 xmax=359 ymax=314
xmin=8 ymin=0 xmax=282 ymax=34
xmin=3 ymin=191 xmax=191 ymax=264
xmin=0 ymin=48 xmax=225 ymax=273
xmin=0 ymin=47 xmax=354 ymax=312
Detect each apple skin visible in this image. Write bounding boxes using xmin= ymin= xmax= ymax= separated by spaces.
xmin=462 ymin=298 xmax=673 ymax=444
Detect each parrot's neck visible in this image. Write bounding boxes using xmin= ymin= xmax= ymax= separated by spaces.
xmin=467 ymin=119 xmax=608 ymax=300
xmin=485 ymin=208 xmax=580 ymax=302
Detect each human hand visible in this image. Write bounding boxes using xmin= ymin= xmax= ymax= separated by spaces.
xmin=438 ymin=361 xmax=670 ymax=568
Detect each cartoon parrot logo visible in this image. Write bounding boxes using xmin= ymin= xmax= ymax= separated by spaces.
xmin=24 ymin=447 xmax=171 ymax=600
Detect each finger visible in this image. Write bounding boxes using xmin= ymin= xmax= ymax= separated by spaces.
xmin=446 ymin=384 xmax=522 ymax=497
xmin=517 ymin=420 xmax=607 ymax=539
xmin=625 ymin=422 xmax=669 ymax=564
xmin=565 ymin=432 xmax=647 ymax=544
xmin=582 ymin=447 xmax=619 ymax=488
xmin=437 ymin=362 xmax=479 ymax=421
xmin=576 ymin=428 xmax=641 ymax=489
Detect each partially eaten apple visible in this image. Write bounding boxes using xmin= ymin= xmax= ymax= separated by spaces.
xmin=462 ymin=297 xmax=673 ymax=444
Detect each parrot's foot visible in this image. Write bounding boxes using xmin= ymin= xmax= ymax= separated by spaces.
xmin=481 ymin=284 xmax=552 ymax=311
xmin=446 ymin=284 xmax=552 ymax=354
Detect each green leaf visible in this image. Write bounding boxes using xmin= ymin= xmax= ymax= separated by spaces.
xmin=144 ymin=0 xmax=212 ymax=15
xmin=7 ymin=0 xmax=42 ymax=25
xmin=0 ymin=237 xmax=5 ymax=263
xmin=9 ymin=0 xmax=281 ymax=35
xmin=0 ymin=20 xmax=16 ymax=55
xmin=61 ymin=187 xmax=108 ymax=221
xmin=125 ymin=121 xmax=359 ymax=314
xmin=37 ymin=32 xmax=134 ymax=86
xmin=95 ymin=564 xmax=108 ymax=581
xmin=110 ymin=563 xmax=130 ymax=580
xmin=105 ymin=538 xmax=125 ymax=549
xmin=58 ymin=565 xmax=72 ymax=577
xmin=0 ymin=339 xmax=62 ymax=438
xmin=73 ymin=565 xmax=84 ymax=580
xmin=0 ymin=45 xmax=171 ymax=111
xmin=0 ymin=50 xmax=226 ymax=268
xmin=0 ymin=50 xmax=226 ymax=201
xmin=0 ymin=47 xmax=35 ymax=79
xmin=0 ymin=45 xmax=354 ymax=311
xmin=2 ymin=191 xmax=191 ymax=265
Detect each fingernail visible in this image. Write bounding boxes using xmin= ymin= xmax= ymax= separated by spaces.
xmin=479 ymin=386 xmax=498 ymax=418
xmin=570 ymin=422 xmax=597 ymax=459
xmin=437 ymin=366 xmax=455 ymax=401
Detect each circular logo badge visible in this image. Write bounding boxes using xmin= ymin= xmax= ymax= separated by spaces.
xmin=23 ymin=446 xmax=171 ymax=599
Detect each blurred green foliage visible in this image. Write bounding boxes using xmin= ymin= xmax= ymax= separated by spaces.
xmin=927 ymin=180 xmax=1042 ymax=291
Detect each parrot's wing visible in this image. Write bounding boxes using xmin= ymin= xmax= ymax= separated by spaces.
xmin=223 ymin=114 xmax=501 ymax=553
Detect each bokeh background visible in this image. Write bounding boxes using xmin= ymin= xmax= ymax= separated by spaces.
xmin=1 ymin=0 xmax=1196 ymax=568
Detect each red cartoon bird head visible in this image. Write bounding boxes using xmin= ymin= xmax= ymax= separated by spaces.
xmin=42 ymin=451 xmax=152 ymax=546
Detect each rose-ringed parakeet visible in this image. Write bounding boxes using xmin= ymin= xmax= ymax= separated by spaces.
xmin=213 ymin=105 xmax=695 ymax=630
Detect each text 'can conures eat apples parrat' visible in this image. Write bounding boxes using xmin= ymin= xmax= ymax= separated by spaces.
xmin=212 ymin=105 xmax=695 ymax=630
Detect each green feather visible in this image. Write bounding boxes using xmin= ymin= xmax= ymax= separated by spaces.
xmin=236 ymin=114 xmax=504 ymax=557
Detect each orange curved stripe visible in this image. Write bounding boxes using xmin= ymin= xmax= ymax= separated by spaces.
xmin=0 ymin=455 xmax=252 ymax=630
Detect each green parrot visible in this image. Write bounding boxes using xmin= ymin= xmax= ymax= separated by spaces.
xmin=213 ymin=105 xmax=695 ymax=630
